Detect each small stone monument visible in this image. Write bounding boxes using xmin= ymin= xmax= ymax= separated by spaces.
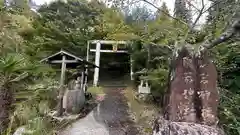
xmin=138 ymin=80 xmax=151 ymax=94
xmin=63 ymin=77 xmax=85 ymax=114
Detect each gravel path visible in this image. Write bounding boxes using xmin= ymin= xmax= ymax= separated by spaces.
xmin=60 ymin=87 xmax=139 ymax=135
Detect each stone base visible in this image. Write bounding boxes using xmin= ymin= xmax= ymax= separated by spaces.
xmin=153 ymin=118 xmax=224 ymax=135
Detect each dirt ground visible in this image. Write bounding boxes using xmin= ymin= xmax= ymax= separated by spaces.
xmin=60 ymin=86 xmax=158 ymax=135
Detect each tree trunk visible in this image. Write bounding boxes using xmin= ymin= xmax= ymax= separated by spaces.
xmin=0 ymin=84 xmax=13 ymax=134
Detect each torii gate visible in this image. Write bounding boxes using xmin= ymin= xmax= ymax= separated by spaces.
xmin=86 ymin=40 xmax=134 ymax=86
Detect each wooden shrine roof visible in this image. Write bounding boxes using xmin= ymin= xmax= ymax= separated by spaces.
xmin=40 ymin=49 xmax=98 ymax=68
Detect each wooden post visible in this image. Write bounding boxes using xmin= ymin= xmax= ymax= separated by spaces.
xmin=82 ymin=66 xmax=87 ymax=92
xmin=57 ymin=55 xmax=66 ymax=116
xmin=60 ymin=55 xmax=66 ymax=86
xmin=80 ymin=71 xmax=84 ymax=91
xmin=85 ymin=41 xmax=90 ymax=91
xmin=86 ymin=41 xmax=90 ymax=63
xmin=130 ymin=56 xmax=134 ymax=81
xmin=93 ymin=42 xmax=101 ymax=86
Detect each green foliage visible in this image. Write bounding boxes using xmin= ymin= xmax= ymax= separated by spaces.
xmin=129 ymin=2 xmax=240 ymax=134
xmin=1 ymin=0 xmax=140 ymax=133
xmin=174 ymin=0 xmax=192 ymax=25
xmin=219 ymin=88 xmax=240 ymax=135
xmin=212 ymin=43 xmax=240 ymax=135
xmin=25 ymin=0 xmax=101 ymax=56
xmin=0 ymin=52 xmax=57 ymax=134
xmin=94 ymin=6 xmax=137 ymax=41
xmin=1 ymin=0 xmax=240 ymax=134
xmin=128 ymin=3 xmax=176 ymax=101
xmin=0 ymin=53 xmax=40 ymax=86
xmin=87 ymin=86 xmax=105 ymax=95
xmin=144 ymin=68 xmax=168 ymax=97
xmin=10 ymin=78 xmax=59 ymax=135
xmin=206 ymin=1 xmax=240 ymax=134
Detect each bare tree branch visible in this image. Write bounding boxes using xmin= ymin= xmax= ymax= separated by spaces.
xmin=186 ymin=0 xmax=201 ymax=12
xmin=203 ymin=0 xmax=240 ymax=49
xmin=140 ymin=0 xmax=239 ymax=47
xmin=141 ymin=0 xmax=208 ymax=39
xmin=190 ymin=0 xmax=205 ymax=30
xmin=181 ymin=0 xmax=206 ymax=41
xmin=204 ymin=20 xmax=240 ymax=49
xmin=139 ymin=0 xmax=226 ymax=30
xmin=206 ymin=32 xmax=235 ymax=49
xmin=202 ymin=0 xmax=205 ymax=8
xmin=202 ymin=0 xmax=225 ymax=14
xmin=191 ymin=10 xmax=200 ymax=18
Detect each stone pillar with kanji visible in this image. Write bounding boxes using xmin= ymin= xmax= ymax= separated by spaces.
xmin=153 ymin=46 xmax=223 ymax=135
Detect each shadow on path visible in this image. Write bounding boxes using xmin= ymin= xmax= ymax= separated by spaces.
xmin=94 ymin=87 xmax=139 ymax=135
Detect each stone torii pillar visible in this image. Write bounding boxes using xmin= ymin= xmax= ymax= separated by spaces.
xmin=93 ymin=42 xmax=101 ymax=86
xmin=88 ymin=40 xmax=130 ymax=86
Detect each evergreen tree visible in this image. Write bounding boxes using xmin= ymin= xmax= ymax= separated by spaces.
xmin=205 ymin=1 xmax=240 ymax=134
xmin=25 ymin=0 xmax=101 ymax=56
xmin=156 ymin=2 xmax=170 ymax=21
xmin=207 ymin=0 xmax=236 ymax=37
xmin=174 ymin=0 xmax=192 ymax=25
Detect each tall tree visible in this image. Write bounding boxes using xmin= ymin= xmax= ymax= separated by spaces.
xmin=207 ymin=0 xmax=236 ymax=38
xmin=205 ymin=1 xmax=240 ymax=134
xmin=25 ymin=0 xmax=101 ymax=57
xmin=174 ymin=0 xmax=192 ymax=25
xmin=93 ymin=5 xmax=136 ymax=41
xmin=156 ymin=2 xmax=170 ymax=21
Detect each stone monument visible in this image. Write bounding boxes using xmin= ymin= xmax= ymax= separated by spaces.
xmin=63 ymin=77 xmax=85 ymax=114
xmin=153 ymin=19 xmax=240 ymax=135
xmin=153 ymin=46 xmax=223 ymax=135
